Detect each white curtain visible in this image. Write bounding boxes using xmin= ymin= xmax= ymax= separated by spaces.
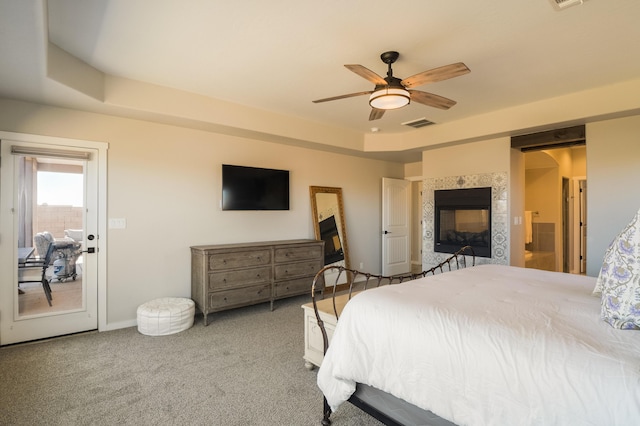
xmin=17 ymin=156 xmax=35 ymax=249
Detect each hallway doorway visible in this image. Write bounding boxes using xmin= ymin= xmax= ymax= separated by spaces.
xmin=524 ymin=146 xmax=586 ymax=274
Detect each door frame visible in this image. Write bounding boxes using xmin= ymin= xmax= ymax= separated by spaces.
xmin=408 ymin=178 xmax=423 ymax=273
xmin=0 ymin=131 xmax=108 ymax=337
xmin=571 ymin=176 xmax=587 ymax=274
xmin=562 ymin=176 xmax=570 ymax=273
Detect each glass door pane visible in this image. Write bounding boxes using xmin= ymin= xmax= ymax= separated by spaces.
xmin=17 ymin=156 xmax=85 ymax=317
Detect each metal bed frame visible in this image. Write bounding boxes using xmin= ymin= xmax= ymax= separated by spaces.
xmin=310 ymin=246 xmax=475 ymax=426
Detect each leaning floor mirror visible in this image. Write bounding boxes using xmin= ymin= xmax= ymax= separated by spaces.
xmin=309 ymin=186 xmax=350 ymax=285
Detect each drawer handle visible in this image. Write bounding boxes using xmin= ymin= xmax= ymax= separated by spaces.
xmin=223 ymin=278 xmax=227 ymax=283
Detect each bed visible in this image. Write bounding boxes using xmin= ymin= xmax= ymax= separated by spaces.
xmin=312 ymin=257 xmax=640 ymax=425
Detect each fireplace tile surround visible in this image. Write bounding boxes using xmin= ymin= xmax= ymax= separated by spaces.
xmin=423 ymin=171 xmax=508 ymax=267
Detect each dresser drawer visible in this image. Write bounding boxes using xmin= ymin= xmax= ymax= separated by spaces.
xmin=274 ymin=244 xmax=322 ymax=263
xmin=274 ymin=259 xmax=322 ymax=280
xmin=208 ymin=249 xmax=271 ymax=270
xmin=209 ymin=284 xmax=271 ymax=310
xmin=273 ymin=276 xmax=314 ymax=298
xmin=209 ymin=266 xmax=272 ymax=290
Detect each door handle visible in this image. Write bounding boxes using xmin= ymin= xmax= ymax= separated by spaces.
xmin=83 ymin=235 xmax=96 ymax=253
xmin=384 ymin=230 xmax=392 ymax=234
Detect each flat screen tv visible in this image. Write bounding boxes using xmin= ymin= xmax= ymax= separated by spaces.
xmin=222 ymin=164 xmax=290 ymax=211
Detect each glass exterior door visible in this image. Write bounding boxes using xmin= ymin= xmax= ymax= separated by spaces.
xmin=1 ymin=139 xmax=99 ymax=345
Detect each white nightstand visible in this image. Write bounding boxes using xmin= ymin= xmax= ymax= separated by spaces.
xmin=302 ymin=292 xmax=356 ymax=370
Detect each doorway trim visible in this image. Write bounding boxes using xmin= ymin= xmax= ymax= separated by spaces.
xmin=572 ymin=176 xmax=587 ymax=274
xmin=404 ymin=176 xmax=424 ymax=273
xmin=0 ymin=131 xmax=108 ymax=332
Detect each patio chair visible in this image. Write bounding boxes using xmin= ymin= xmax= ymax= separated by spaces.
xmin=33 ymin=231 xmax=54 ymax=258
xmin=18 ymin=241 xmax=56 ymax=306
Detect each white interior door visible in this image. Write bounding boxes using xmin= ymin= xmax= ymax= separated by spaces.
xmin=382 ymin=177 xmax=411 ymax=276
xmin=1 ymin=137 xmax=102 ymax=345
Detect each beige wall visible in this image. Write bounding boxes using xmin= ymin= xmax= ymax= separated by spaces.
xmin=524 ymin=166 xmax=559 ymax=226
xmin=586 ymin=115 xmax=640 ymax=276
xmin=410 ymin=181 xmax=422 ymax=268
xmin=0 ymin=99 xmax=403 ymax=328
xmin=404 ymin=161 xmax=422 ymax=178
xmin=572 ymin=147 xmax=587 ymax=176
xmin=422 ymin=138 xmax=511 ymax=177
xmin=509 ymin=149 xmax=525 ymax=267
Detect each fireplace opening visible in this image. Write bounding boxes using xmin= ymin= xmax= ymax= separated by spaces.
xmin=434 ymin=187 xmax=491 ymax=258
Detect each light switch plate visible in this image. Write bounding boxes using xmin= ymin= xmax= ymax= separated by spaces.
xmin=109 ymin=218 xmax=126 ymax=229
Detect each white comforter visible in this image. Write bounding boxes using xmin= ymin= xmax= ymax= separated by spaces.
xmin=317 ymin=264 xmax=640 ymax=425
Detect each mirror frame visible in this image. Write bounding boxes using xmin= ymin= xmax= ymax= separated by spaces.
xmin=309 ymin=186 xmax=350 ymax=270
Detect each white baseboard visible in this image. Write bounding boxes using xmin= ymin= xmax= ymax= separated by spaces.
xmin=102 ymin=318 xmax=137 ymax=332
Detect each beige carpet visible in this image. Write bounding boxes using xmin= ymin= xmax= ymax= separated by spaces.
xmin=0 ymin=294 xmax=383 ymax=426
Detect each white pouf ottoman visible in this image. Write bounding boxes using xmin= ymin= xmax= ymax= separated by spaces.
xmin=137 ymin=297 xmax=195 ymax=336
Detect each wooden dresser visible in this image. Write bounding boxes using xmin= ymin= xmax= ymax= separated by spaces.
xmin=191 ymin=239 xmax=324 ymax=325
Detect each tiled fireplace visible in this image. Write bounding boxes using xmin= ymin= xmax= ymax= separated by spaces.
xmin=434 ymin=187 xmax=492 ymax=257
xmin=423 ymin=171 xmax=508 ymax=267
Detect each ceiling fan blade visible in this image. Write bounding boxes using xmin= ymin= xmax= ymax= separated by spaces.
xmin=345 ymin=64 xmax=387 ymax=85
xmin=312 ymin=91 xmax=373 ymax=103
xmin=369 ymin=108 xmax=385 ymax=121
xmin=409 ymin=90 xmax=457 ymax=110
xmin=402 ymin=62 xmax=470 ymax=88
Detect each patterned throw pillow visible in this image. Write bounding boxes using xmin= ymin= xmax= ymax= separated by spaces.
xmin=594 ymin=208 xmax=640 ymax=330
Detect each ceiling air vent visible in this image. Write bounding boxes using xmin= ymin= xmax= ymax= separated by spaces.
xmin=549 ymin=0 xmax=584 ymax=10
xmin=402 ymin=118 xmax=436 ymax=129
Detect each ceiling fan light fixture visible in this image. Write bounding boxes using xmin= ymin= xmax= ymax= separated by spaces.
xmin=369 ymin=87 xmax=410 ymax=110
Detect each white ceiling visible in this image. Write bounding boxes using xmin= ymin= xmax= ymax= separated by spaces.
xmin=1 ymin=0 xmax=640 ymax=158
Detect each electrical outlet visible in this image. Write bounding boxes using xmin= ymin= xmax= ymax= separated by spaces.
xmin=359 ymin=262 xmax=364 ymax=269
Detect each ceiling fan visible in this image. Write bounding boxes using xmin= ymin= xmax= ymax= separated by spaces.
xmin=312 ymin=51 xmax=470 ymax=121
